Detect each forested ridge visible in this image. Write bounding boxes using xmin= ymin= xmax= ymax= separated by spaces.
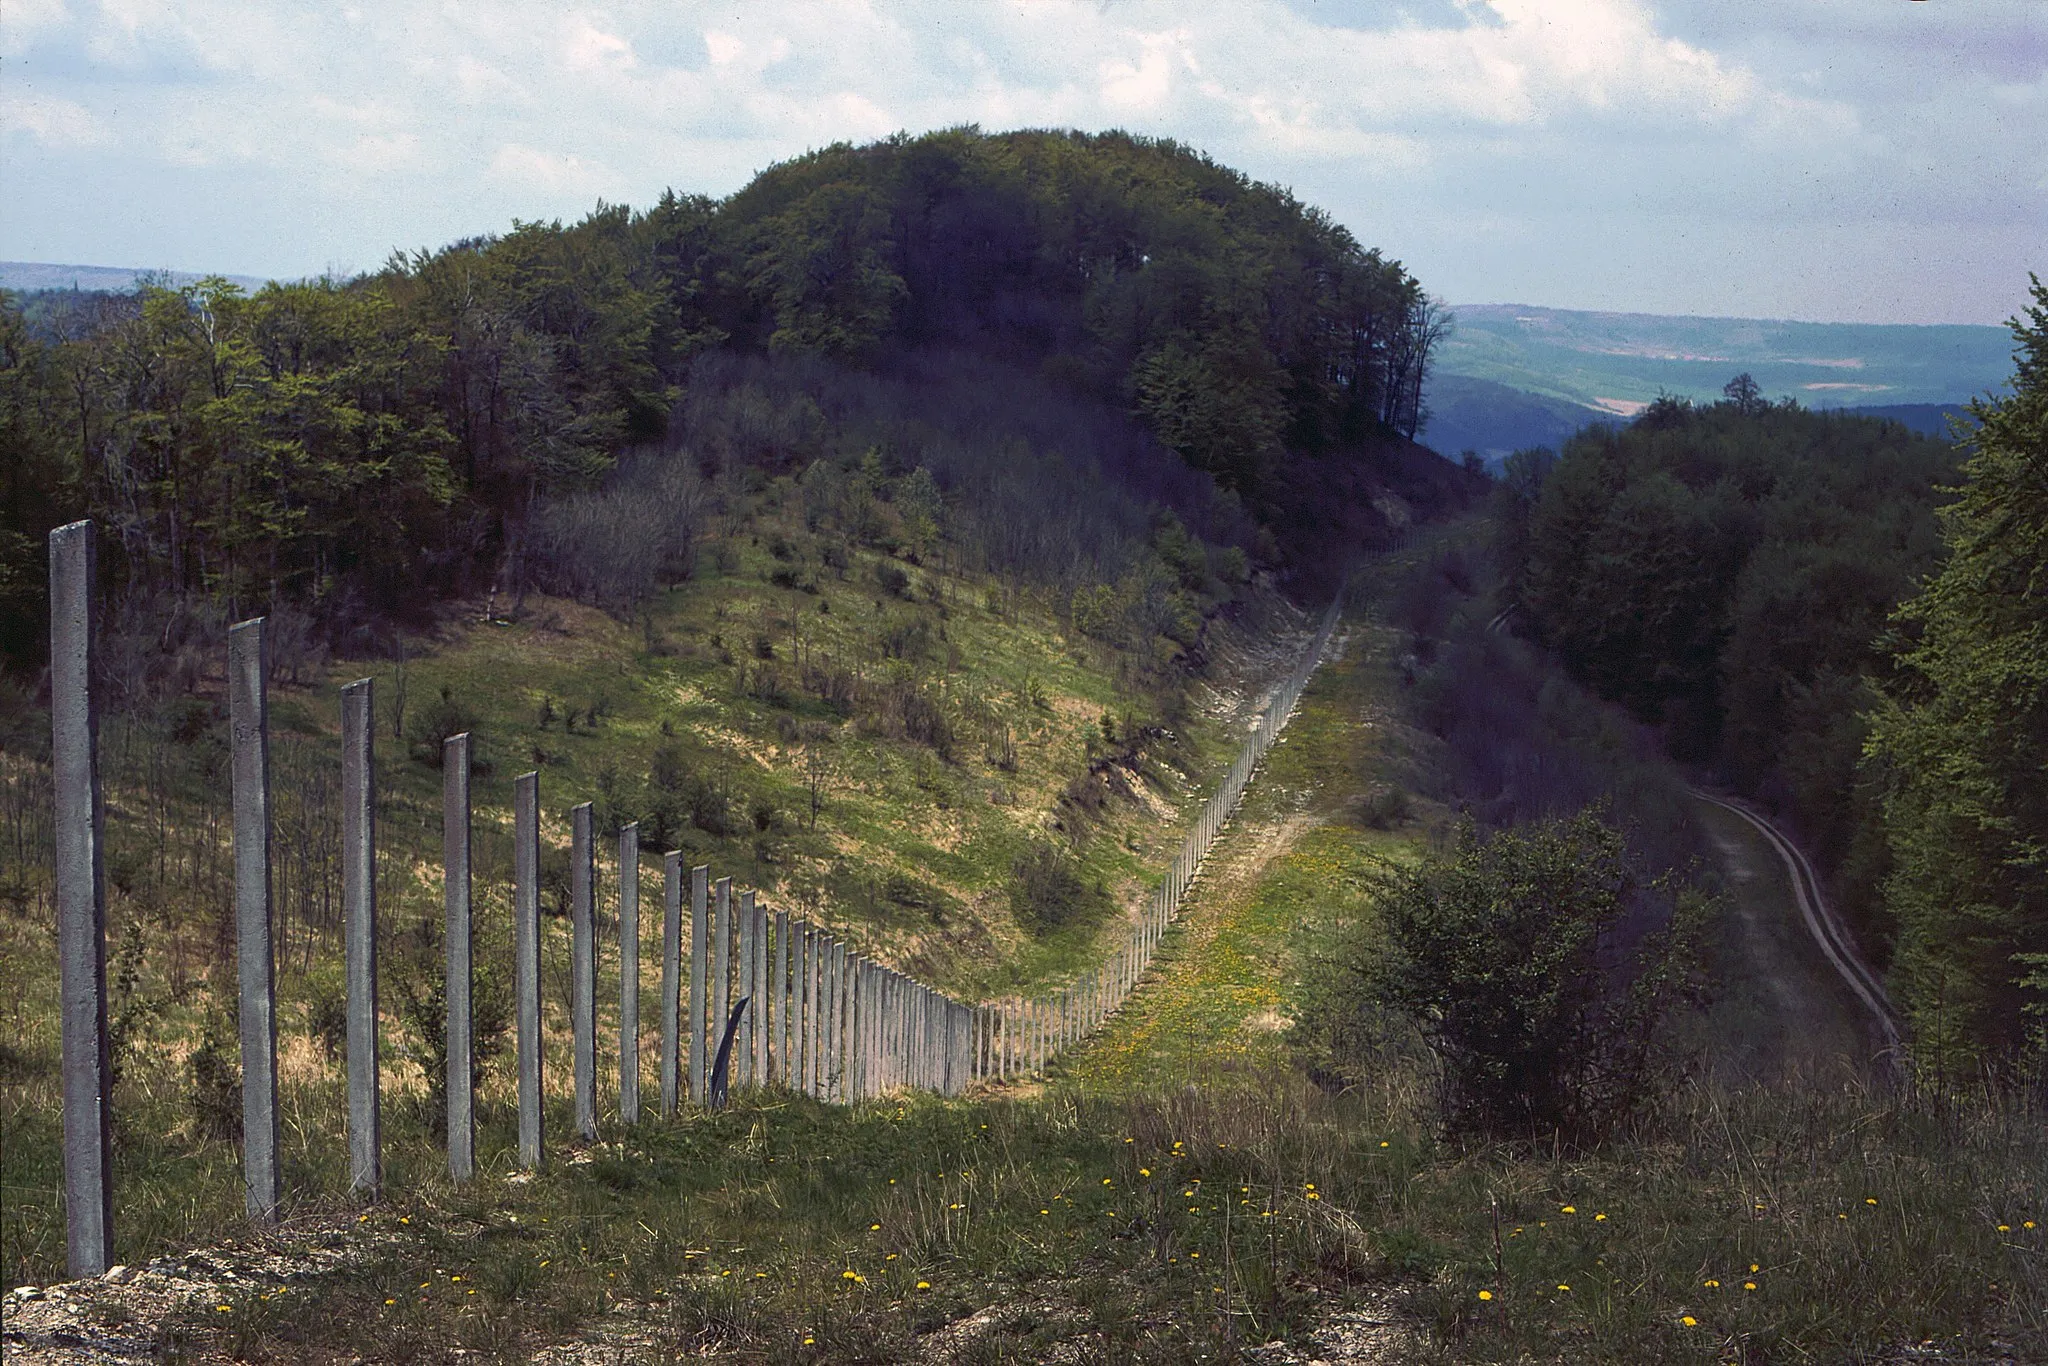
xmin=0 ymin=127 xmax=1463 ymax=680
xmin=1497 ymin=284 xmax=2048 ymax=1074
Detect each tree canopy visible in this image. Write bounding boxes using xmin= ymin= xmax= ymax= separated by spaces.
xmin=1864 ymin=276 xmax=2048 ymax=1069
xmin=0 ymin=128 xmax=1449 ymax=677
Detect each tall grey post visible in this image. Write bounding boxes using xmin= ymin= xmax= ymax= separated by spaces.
xmin=748 ymin=893 xmax=768 ymax=1087
xmin=341 ymin=678 xmax=380 ymax=1196
xmin=444 ymin=733 xmax=474 ymax=1182
xmin=688 ymin=866 xmax=709 ymax=1105
xmin=514 ymin=771 xmax=543 ymax=1168
xmin=571 ymin=802 xmax=598 ymax=1141
xmin=711 ymin=877 xmax=732 ymax=1089
xmin=773 ymin=910 xmax=790 ymax=1086
xmin=49 ymin=521 xmax=113 ymax=1277
xmin=618 ymin=822 xmax=641 ymax=1125
xmin=229 ymin=618 xmax=281 ymax=1223
xmin=736 ymin=890 xmax=757 ymax=1088
xmin=796 ymin=924 xmax=814 ymax=1095
xmin=659 ymin=851 xmax=682 ymax=1117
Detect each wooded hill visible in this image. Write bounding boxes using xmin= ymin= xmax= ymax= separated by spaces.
xmin=0 ymin=128 xmax=1474 ymax=680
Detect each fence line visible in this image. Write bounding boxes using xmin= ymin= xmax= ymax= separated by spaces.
xmin=41 ymin=517 xmax=1346 ymax=1268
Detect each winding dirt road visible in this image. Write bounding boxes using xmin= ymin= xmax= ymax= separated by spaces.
xmin=1691 ymin=790 xmax=1903 ymax=1071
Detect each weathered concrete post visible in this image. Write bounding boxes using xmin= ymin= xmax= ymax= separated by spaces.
xmin=773 ymin=910 xmax=790 ymax=1087
xmin=751 ymin=896 xmax=769 ymax=1086
xmin=49 ymin=521 xmax=113 ymax=1277
xmin=797 ymin=924 xmax=814 ymax=1095
xmin=341 ymin=678 xmax=380 ymax=1197
xmin=229 ymin=618 xmax=281 ymax=1224
xmin=618 ymin=822 xmax=640 ymax=1125
xmin=444 ymin=733 xmax=474 ymax=1182
xmin=514 ymin=771 xmax=543 ymax=1168
xmin=712 ymin=877 xmax=732 ymax=1091
xmin=734 ymin=891 xmax=755 ymax=1088
xmin=688 ymin=865 xmax=709 ymax=1105
xmin=743 ymin=891 xmax=765 ymax=1087
xmin=660 ymin=851 xmax=682 ymax=1117
xmin=571 ymin=802 xmax=597 ymax=1141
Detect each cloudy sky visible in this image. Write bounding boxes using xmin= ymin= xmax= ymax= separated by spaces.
xmin=2 ymin=0 xmax=2042 ymax=324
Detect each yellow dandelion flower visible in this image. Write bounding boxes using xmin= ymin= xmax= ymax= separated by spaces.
xmin=1561 ymin=1205 xmax=1576 ymax=1214
xmin=1998 ymin=1224 xmax=2010 ymax=1233
xmin=1749 ymin=1264 xmax=1759 ymax=1273
xmin=916 ymin=1281 xmax=931 ymax=1290
xmin=1704 ymin=1279 xmax=1719 ymax=1288
xmin=1140 ymin=1168 xmax=1151 ymax=1177
xmin=383 ymin=1298 xmax=395 ymax=1306
xmin=1103 ymin=1178 xmax=1112 ymax=1186
xmin=1379 ymin=1141 xmax=1389 ymax=1148
xmin=1477 ymin=1289 xmax=1493 ymax=1301
xmin=2027 ymin=1221 xmax=2037 ymax=1230
xmin=803 ymin=1337 xmax=815 ymax=1346
xmin=1681 ymin=1315 xmax=1697 ymax=1327
xmin=1866 ymin=1198 xmax=1878 ymax=1206
xmin=842 ymin=1270 xmax=858 ymax=1281
xmin=216 ymin=1305 xmax=231 ymax=1313
xmin=1557 ymin=1284 xmax=1571 ymax=1293
xmin=1743 ymin=1282 xmax=1757 ymax=1292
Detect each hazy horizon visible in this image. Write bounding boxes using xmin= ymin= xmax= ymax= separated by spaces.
xmin=4 ymin=1 xmax=2042 ymax=328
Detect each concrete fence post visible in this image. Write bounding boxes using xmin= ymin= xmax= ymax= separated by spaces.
xmin=660 ymin=851 xmax=681 ymax=1117
xmin=444 ymin=734 xmax=473 ymax=1182
xmin=514 ymin=771 xmax=543 ymax=1168
xmin=341 ymin=678 xmax=380 ymax=1197
xmin=748 ymin=893 xmax=767 ymax=1088
xmin=688 ymin=866 xmax=709 ymax=1105
xmin=229 ymin=618 xmax=281 ymax=1224
xmin=774 ymin=910 xmax=790 ymax=1086
xmin=790 ymin=925 xmax=806 ymax=1097
xmin=618 ymin=822 xmax=640 ymax=1125
xmin=711 ymin=877 xmax=733 ymax=1094
xmin=49 ymin=521 xmax=112 ymax=1277
xmin=818 ymin=935 xmax=836 ymax=1100
xmin=571 ymin=802 xmax=597 ymax=1141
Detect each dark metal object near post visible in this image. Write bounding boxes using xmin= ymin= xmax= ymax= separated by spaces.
xmin=707 ymin=998 xmax=750 ymax=1111
xmin=49 ymin=521 xmax=113 ymax=1277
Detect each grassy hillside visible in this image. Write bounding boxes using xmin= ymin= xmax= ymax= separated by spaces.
xmin=0 ymin=434 xmax=1321 ymax=1289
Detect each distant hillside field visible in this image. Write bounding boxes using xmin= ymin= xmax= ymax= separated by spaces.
xmin=1417 ymin=302 xmax=2006 ymax=463
xmin=0 ymin=260 xmax=272 ymax=294
xmin=1436 ymin=302 xmax=2009 ymax=410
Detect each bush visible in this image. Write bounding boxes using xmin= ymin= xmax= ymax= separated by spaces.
xmin=1302 ymin=812 xmax=1710 ymax=1142
xmin=1009 ymin=842 xmax=1108 ymax=936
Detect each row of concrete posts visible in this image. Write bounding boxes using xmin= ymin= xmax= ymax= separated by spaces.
xmin=46 ymin=517 xmax=1339 ymax=1277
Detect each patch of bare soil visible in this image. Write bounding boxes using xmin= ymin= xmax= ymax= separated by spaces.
xmin=2 ymin=1214 xmax=383 ymax=1364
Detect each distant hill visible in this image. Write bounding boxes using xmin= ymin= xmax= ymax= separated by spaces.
xmin=1 ymin=260 xmax=272 ymax=295
xmin=1420 ymin=374 xmax=1613 ymax=467
xmin=1435 ymin=303 xmax=2010 ymax=411
xmin=1842 ymin=403 xmax=1977 ymax=440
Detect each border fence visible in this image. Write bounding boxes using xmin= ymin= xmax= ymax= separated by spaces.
xmin=42 ymin=518 xmax=1344 ymax=1278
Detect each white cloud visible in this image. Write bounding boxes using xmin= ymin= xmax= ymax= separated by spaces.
xmin=0 ymin=94 xmax=109 ymax=146
xmin=487 ymin=142 xmax=613 ymax=196
xmin=0 ymin=0 xmax=2039 ymax=322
